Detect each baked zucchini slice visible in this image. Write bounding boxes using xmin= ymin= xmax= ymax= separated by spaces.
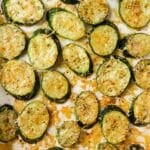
xmin=77 ymin=0 xmax=109 ymax=25
xmin=0 ymin=60 xmax=38 ymax=100
xmin=0 ymin=104 xmax=18 ymax=142
xmin=75 ymin=91 xmax=99 ymax=127
xmin=96 ymin=57 xmax=131 ymax=96
xmin=127 ymin=144 xmax=144 ymax=150
xmin=28 ymin=29 xmax=60 ymax=70
xmin=47 ymin=147 xmax=63 ymax=150
xmin=100 ymin=105 xmax=129 ymax=144
xmin=129 ymin=91 xmax=150 ymax=126
xmin=90 ymin=23 xmax=119 ymax=56
xmin=0 ymin=24 xmax=26 ymax=60
xmin=121 ymin=33 xmax=150 ymax=58
xmin=61 ymin=0 xmax=79 ymax=4
xmin=97 ymin=142 xmax=118 ymax=150
xmin=62 ymin=43 xmax=92 ymax=76
xmin=134 ymin=59 xmax=150 ymax=89
xmin=47 ymin=8 xmax=85 ymax=40
xmin=42 ymin=71 xmax=70 ymax=103
xmin=17 ymin=101 xmax=49 ymax=143
xmin=119 ymin=0 xmax=150 ymax=29
xmin=57 ymin=121 xmax=80 ymax=147
xmin=2 ymin=0 xmax=44 ymax=25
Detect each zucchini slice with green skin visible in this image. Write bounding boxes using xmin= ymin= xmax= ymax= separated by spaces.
xmin=0 ymin=24 xmax=26 ymax=60
xmin=0 ymin=104 xmax=18 ymax=143
xmin=2 ymin=0 xmax=45 ymax=25
xmin=134 ymin=59 xmax=150 ymax=89
xmin=47 ymin=147 xmax=63 ymax=150
xmin=57 ymin=121 xmax=81 ymax=147
xmin=90 ymin=23 xmax=119 ymax=56
xmin=42 ymin=71 xmax=70 ymax=103
xmin=129 ymin=91 xmax=150 ymax=126
xmin=0 ymin=60 xmax=39 ymax=100
xmin=61 ymin=0 xmax=79 ymax=4
xmin=28 ymin=29 xmax=60 ymax=70
xmin=96 ymin=57 xmax=131 ymax=96
xmin=127 ymin=144 xmax=145 ymax=150
xmin=119 ymin=0 xmax=150 ymax=29
xmin=47 ymin=8 xmax=85 ymax=40
xmin=97 ymin=142 xmax=118 ymax=150
xmin=75 ymin=91 xmax=99 ymax=127
xmin=77 ymin=0 xmax=109 ymax=25
xmin=62 ymin=43 xmax=92 ymax=76
xmin=17 ymin=101 xmax=49 ymax=143
xmin=100 ymin=105 xmax=129 ymax=144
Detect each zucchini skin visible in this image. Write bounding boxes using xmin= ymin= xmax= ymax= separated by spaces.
xmin=2 ymin=0 xmax=45 ymax=25
xmin=28 ymin=29 xmax=61 ymax=70
xmin=0 ymin=104 xmax=18 ymax=143
xmin=61 ymin=0 xmax=79 ymax=4
xmin=47 ymin=147 xmax=63 ymax=150
xmin=97 ymin=142 xmax=118 ymax=150
xmin=127 ymin=144 xmax=144 ymax=150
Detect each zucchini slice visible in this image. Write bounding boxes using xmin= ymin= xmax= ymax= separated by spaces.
xmin=119 ymin=0 xmax=150 ymax=29
xmin=47 ymin=8 xmax=85 ymax=40
xmin=97 ymin=142 xmax=118 ymax=150
xmin=57 ymin=121 xmax=80 ymax=147
xmin=17 ymin=101 xmax=49 ymax=143
xmin=134 ymin=59 xmax=150 ymax=89
xmin=62 ymin=43 xmax=92 ymax=76
xmin=100 ymin=105 xmax=129 ymax=144
xmin=78 ymin=0 xmax=109 ymax=25
xmin=61 ymin=0 xmax=79 ymax=4
xmin=124 ymin=33 xmax=150 ymax=57
xmin=0 ymin=104 xmax=18 ymax=142
xmin=48 ymin=147 xmax=63 ymax=150
xmin=127 ymin=144 xmax=144 ymax=150
xmin=130 ymin=91 xmax=150 ymax=126
xmin=0 ymin=24 xmax=26 ymax=60
xmin=90 ymin=23 xmax=119 ymax=56
xmin=75 ymin=91 xmax=99 ymax=127
xmin=96 ymin=57 xmax=131 ymax=96
xmin=2 ymin=0 xmax=44 ymax=25
xmin=28 ymin=29 xmax=60 ymax=70
xmin=42 ymin=71 xmax=70 ymax=102
xmin=0 ymin=60 xmax=38 ymax=100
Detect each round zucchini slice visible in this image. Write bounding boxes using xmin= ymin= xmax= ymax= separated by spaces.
xmin=90 ymin=24 xmax=119 ymax=56
xmin=2 ymin=0 xmax=44 ymax=25
xmin=127 ymin=144 xmax=145 ymax=150
xmin=47 ymin=147 xmax=63 ymax=150
xmin=42 ymin=71 xmax=70 ymax=102
xmin=75 ymin=91 xmax=99 ymax=127
xmin=119 ymin=0 xmax=150 ymax=29
xmin=28 ymin=29 xmax=60 ymax=70
xmin=0 ymin=60 xmax=38 ymax=100
xmin=97 ymin=142 xmax=118 ymax=150
xmin=130 ymin=91 xmax=150 ymax=126
xmin=100 ymin=105 xmax=129 ymax=144
xmin=57 ymin=121 xmax=80 ymax=147
xmin=61 ymin=0 xmax=79 ymax=4
xmin=96 ymin=57 xmax=131 ymax=96
xmin=17 ymin=101 xmax=49 ymax=143
xmin=0 ymin=24 xmax=26 ymax=60
xmin=134 ymin=59 xmax=150 ymax=89
xmin=47 ymin=8 xmax=85 ymax=40
xmin=125 ymin=33 xmax=150 ymax=57
xmin=62 ymin=43 xmax=92 ymax=76
xmin=0 ymin=104 xmax=18 ymax=142
xmin=78 ymin=0 xmax=109 ymax=25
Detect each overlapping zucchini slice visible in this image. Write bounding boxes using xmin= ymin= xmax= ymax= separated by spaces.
xmin=134 ymin=59 xmax=150 ymax=89
xmin=28 ymin=29 xmax=60 ymax=70
xmin=47 ymin=8 xmax=85 ymax=40
xmin=0 ymin=60 xmax=38 ymax=100
xmin=130 ymin=91 xmax=150 ymax=126
xmin=78 ymin=0 xmax=109 ymax=25
xmin=0 ymin=24 xmax=26 ymax=60
xmin=119 ymin=0 xmax=150 ymax=29
xmin=2 ymin=0 xmax=45 ymax=25
xmin=57 ymin=121 xmax=81 ymax=147
xmin=0 ymin=104 xmax=18 ymax=142
xmin=100 ymin=105 xmax=129 ymax=144
xmin=62 ymin=43 xmax=92 ymax=76
xmin=90 ymin=23 xmax=119 ymax=56
xmin=75 ymin=91 xmax=99 ymax=127
xmin=42 ymin=71 xmax=70 ymax=103
xmin=17 ymin=101 xmax=49 ymax=143
xmin=96 ymin=57 xmax=131 ymax=96
xmin=97 ymin=142 xmax=118 ymax=150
